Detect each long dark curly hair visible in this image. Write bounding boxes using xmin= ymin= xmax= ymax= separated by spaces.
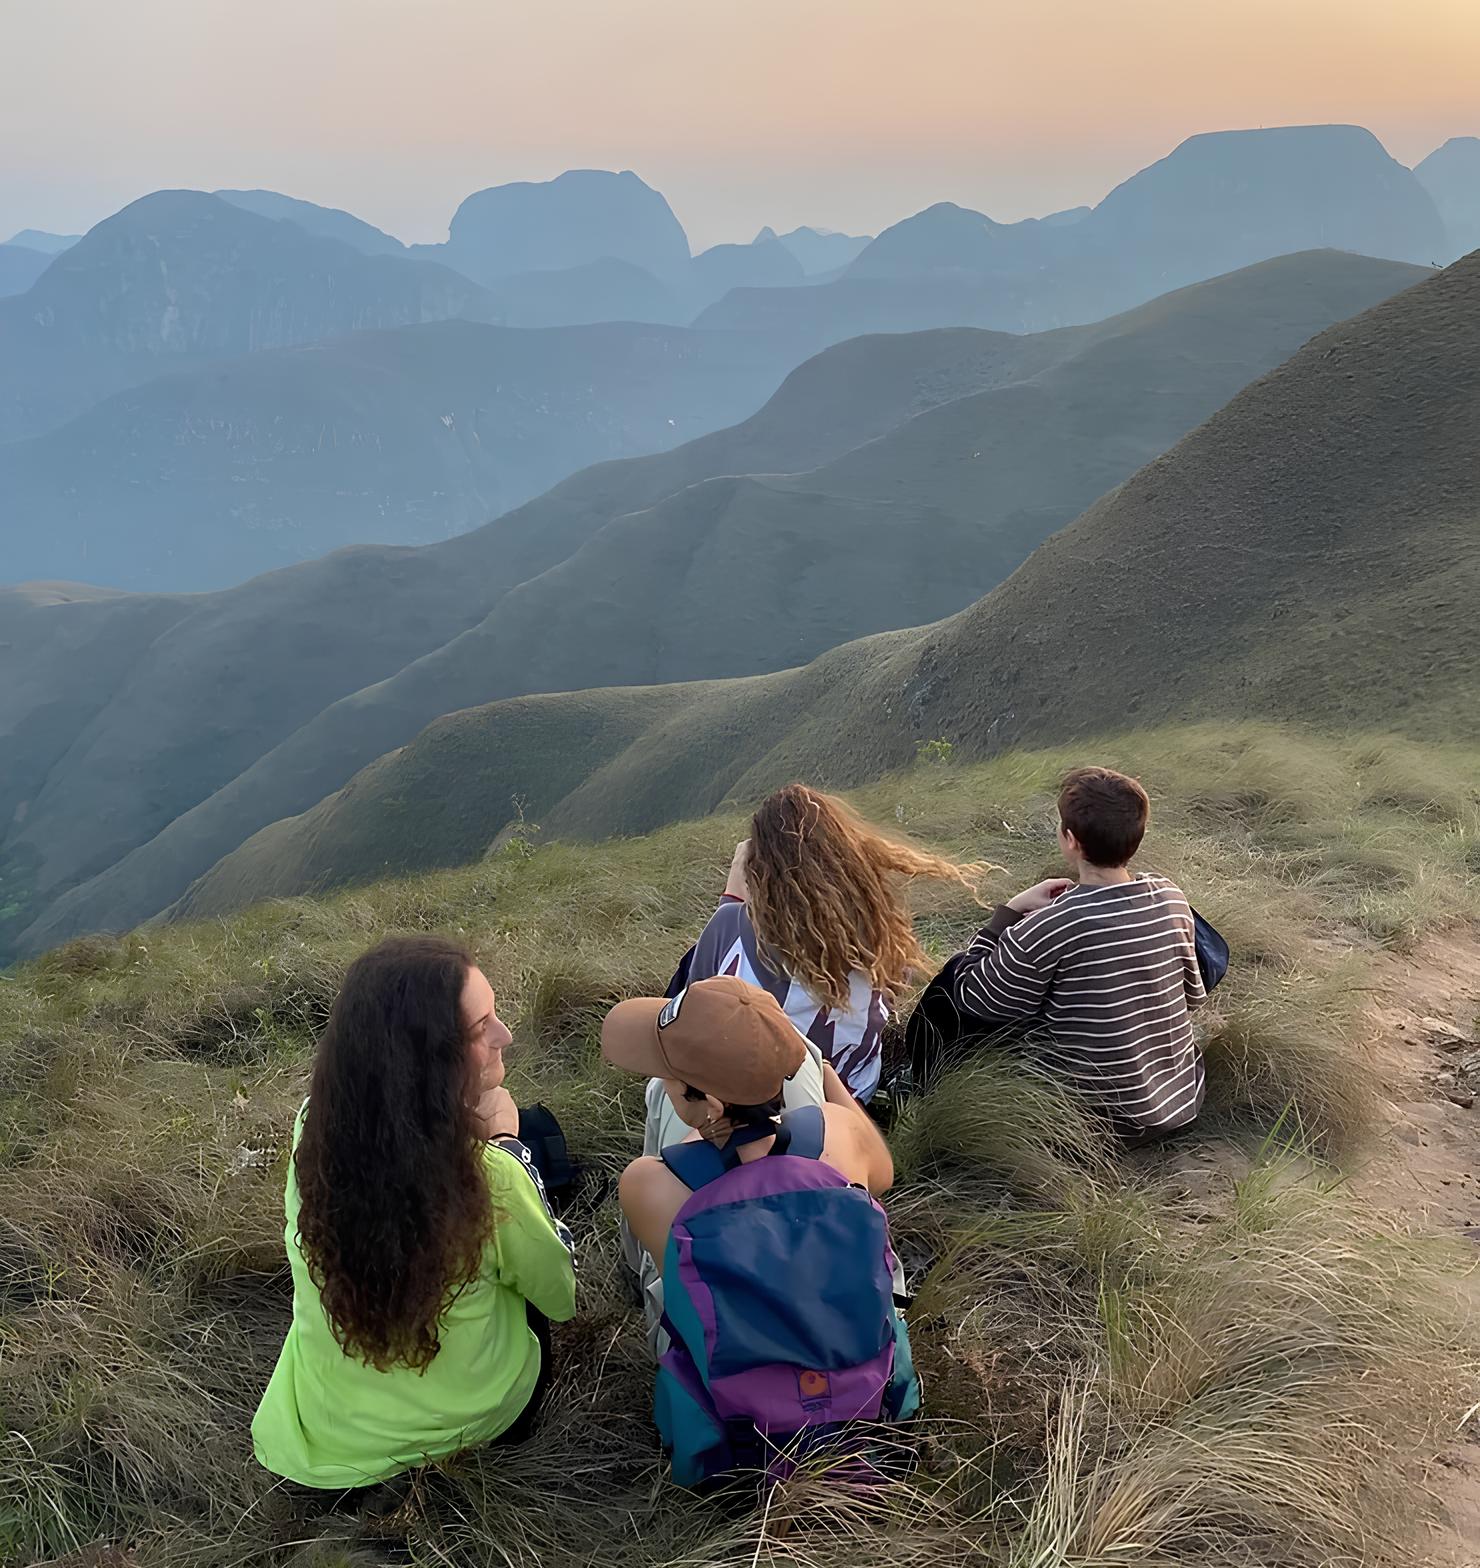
xmin=294 ymin=934 xmax=491 ymax=1372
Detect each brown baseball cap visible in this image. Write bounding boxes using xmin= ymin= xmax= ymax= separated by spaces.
xmin=602 ymin=976 xmax=806 ymax=1104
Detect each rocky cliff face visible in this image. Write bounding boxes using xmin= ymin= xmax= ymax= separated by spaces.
xmin=18 ymin=189 xmax=483 ymax=359
xmin=0 ymin=191 xmax=491 ymax=441
xmin=1090 ymin=124 xmax=1448 ymax=286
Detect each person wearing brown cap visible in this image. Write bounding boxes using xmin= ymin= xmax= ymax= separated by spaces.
xmin=603 ymin=976 xmax=917 ymax=1486
xmin=604 ymin=976 xmax=895 ymax=1284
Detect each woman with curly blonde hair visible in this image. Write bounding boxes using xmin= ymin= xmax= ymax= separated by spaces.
xmin=657 ymin=783 xmax=978 ymax=1120
xmin=625 ymin=785 xmax=979 ymax=1353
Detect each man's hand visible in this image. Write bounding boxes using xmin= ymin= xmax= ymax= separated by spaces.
xmin=1007 ymin=877 xmax=1075 ymax=913
xmin=724 ymin=838 xmax=752 ymax=901
xmin=472 ymin=1085 xmax=521 ymax=1141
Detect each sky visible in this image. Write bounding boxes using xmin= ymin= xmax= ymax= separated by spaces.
xmin=1 ymin=0 xmax=1475 ymax=250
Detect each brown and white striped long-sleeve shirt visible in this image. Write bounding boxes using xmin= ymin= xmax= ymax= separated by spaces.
xmin=950 ymin=875 xmax=1206 ymax=1131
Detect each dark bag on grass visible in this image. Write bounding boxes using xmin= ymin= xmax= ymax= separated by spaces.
xmin=900 ymin=952 xmax=974 ymax=1093
xmin=1191 ymin=909 xmax=1229 ymax=993
xmin=515 ymin=1103 xmax=577 ymax=1210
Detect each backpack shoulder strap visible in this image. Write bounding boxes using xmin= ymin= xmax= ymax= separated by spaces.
xmin=662 ymin=1105 xmax=825 ymax=1188
xmin=776 ymin=1104 xmax=825 ymax=1161
xmin=659 ymin=1137 xmax=732 ymax=1190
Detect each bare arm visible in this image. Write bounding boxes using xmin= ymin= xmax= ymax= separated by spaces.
xmin=723 ymin=838 xmax=751 ymax=902
xmin=618 ymin=1156 xmax=690 ymax=1261
xmin=821 ymin=1062 xmax=894 ymax=1197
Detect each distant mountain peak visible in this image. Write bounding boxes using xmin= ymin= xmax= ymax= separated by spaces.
xmin=1170 ymin=122 xmax=1390 ymax=155
xmin=443 ymin=168 xmax=691 ymax=287
xmin=6 ymin=228 xmax=79 ymax=254
xmin=214 ymin=189 xmax=406 ymax=256
xmin=1091 ymin=122 xmax=1446 ymax=271
xmin=1414 ymin=135 xmax=1480 ymax=262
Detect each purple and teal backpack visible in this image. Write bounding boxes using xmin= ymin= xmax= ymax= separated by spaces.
xmin=654 ymin=1105 xmax=920 ymax=1488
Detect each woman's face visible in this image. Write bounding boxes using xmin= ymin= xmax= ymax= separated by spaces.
xmin=460 ymin=965 xmax=512 ymax=1089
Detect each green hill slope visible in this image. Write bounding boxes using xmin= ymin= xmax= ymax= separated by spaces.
xmin=171 ymin=249 xmax=1479 ymax=918
xmin=8 ymin=252 xmax=1422 ymax=955
xmin=0 ymin=317 xmax=1059 ymax=957
xmin=6 ymin=723 xmax=1477 ymax=1567
xmin=0 ymin=317 xmax=800 ymax=591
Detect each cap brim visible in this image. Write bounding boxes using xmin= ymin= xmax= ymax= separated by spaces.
xmin=600 ymin=996 xmax=670 ymax=1078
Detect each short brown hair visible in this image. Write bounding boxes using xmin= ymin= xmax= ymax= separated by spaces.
xmin=1058 ymin=767 xmax=1149 ymax=867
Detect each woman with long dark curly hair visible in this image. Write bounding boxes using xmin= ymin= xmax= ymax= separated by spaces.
xmin=252 ymin=935 xmax=576 ymax=1490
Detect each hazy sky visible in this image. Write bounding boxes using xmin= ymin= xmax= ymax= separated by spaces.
xmin=1 ymin=0 xmax=1475 ymax=250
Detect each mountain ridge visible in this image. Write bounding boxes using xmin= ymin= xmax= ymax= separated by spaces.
xmin=0 ymin=251 xmax=1430 ymax=954
xmin=0 ymin=315 xmax=801 ymax=590
xmin=0 ymin=189 xmax=492 ymax=444
xmin=159 ymin=248 xmax=1479 ymax=924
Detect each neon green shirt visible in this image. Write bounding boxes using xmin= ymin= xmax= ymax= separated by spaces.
xmin=252 ymin=1108 xmax=577 ymax=1488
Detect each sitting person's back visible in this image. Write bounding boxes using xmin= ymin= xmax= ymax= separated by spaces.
xmin=606 ymin=977 xmax=919 ymax=1487
xmin=627 ymin=786 xmax=977 ymax=1350
xmin=679 ymin=784 xmax=979 ymax=1111
xmin=252 ymin=936 xmax=577 ymax=1490
xmin=945 ymin=767 xmax=1206 ymax=1134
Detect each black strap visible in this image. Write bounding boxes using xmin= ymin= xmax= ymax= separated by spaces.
xmin=660 ymin=1136 xmax=731 ymax=1190
xmin=660 ymin=1111 xmax=805 ymax=1189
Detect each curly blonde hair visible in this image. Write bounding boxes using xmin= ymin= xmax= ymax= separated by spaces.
xmin=744 ymin=783 xmax=982 ymax=1010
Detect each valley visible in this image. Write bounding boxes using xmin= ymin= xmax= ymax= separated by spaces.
xmin=3 ymin=76 xmax=1478 ymax=1565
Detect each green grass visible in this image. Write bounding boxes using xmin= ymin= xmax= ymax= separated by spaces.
xmin=2 ymin=722 xmax=1478 ymax=1565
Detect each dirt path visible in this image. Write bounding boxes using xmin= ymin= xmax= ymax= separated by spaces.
xmin=1157 ymin=932 xmax=1480 ymax=1563
xmin=1353 ymin=934 xmax=1480 ymax=1566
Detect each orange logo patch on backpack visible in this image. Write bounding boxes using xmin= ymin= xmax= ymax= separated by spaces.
xmin=797 ymin=1369 xmax=831 ymax=1405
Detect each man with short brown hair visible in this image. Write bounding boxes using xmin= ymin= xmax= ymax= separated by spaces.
xmin=946 ymin=765 xmax=1206 ymax=1134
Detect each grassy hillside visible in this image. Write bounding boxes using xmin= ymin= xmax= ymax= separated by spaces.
xmin=3 ymin=724 xmax=1477 ymax=1566
xmin=0 ymin=315 xmax=1057 ymax=965
xmin=174 ymin=250 xmax=1478 ymax=917
xmin=9 ymin=252 xmax=1423 ymax=959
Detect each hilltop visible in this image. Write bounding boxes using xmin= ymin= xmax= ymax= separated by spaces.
xmin=701 ymin=124 xmax=1446 ymax=349
xmin=3 ymin=721 xmax=1478 ymax=1566
xmin=434 ymin=168 xmax=693 ymax=287
xmin=214 ymin=187 xmax=408 ymax=255
xmin=769 ymin=224 xmax=870 ymax=273
xmin=171 ymin=248 xmax=1478 ymax=915
xmin=1087 ymin=123 xmax=1445 ymax=288
xmin=4 ymin=228 xmax=79 ymax=254
xmin=0 ymin=190 xmax=490 ymax=443
xmin=1416 ymin=136 xmax=1480 ymax=261
xmin=1 ymin=251 xmax=1424 ymax=955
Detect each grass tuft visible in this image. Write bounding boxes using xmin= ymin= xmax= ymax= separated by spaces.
xmin=2 ymin=722 xmax=1478 ymax=1565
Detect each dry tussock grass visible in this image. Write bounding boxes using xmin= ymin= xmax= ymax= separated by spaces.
xmin=2 ymin=721 xmax=1478 ymax=1566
